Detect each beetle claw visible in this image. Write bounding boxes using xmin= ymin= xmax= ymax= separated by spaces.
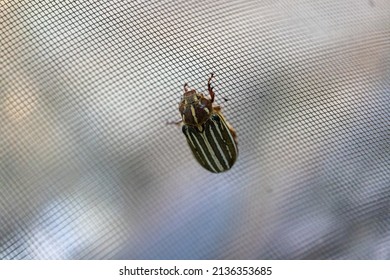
xmin=208 ymin=73 xmax=214 ymax=84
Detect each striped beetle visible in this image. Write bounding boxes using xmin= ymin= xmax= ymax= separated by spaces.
xmin=177 ymin=73 xmax=238 ymax=173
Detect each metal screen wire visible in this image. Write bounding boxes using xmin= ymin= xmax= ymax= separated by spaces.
xmin=1 ymin=0 xmax=390 ymax=259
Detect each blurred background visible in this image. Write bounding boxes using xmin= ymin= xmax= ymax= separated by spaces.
xmin=1 ymin=0 xmax=389 ymax=259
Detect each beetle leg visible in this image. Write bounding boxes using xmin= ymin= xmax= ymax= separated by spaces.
xmin=208 ymin=73 xmax=215 ymax=103
xmin=167 ymin=119 xmax=183 ymax=126
xmin=213 ymin=104 xmax=221 ymax=112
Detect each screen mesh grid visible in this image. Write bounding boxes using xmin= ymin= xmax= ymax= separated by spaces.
xmin=1 ymin=0 xmax=389 ymax=259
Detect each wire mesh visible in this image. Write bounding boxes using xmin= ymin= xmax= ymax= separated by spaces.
xmin=1 ymin=0 xmax=390 ymax=259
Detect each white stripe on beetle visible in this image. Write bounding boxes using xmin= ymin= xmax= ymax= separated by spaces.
xmin=199 ymin=130 xmax=224 ymax=172
xmin=186 ymin=129 xmax=217 ymax=173
xmin=208 ymin=124 xmax=230 ymax=169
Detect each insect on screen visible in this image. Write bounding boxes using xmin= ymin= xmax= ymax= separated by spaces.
xmin=1 ymin=0 xmax=390 ymax=259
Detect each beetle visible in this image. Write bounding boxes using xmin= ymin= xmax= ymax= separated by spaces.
xmin=176 ymin=73 xmax=238 ymax=173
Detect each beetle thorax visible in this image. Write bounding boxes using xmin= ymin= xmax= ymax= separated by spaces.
xmin=179 ymin=90 xmax=213 ymax=127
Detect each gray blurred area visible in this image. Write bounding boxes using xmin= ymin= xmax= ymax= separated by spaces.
xmin=1 ymin=0 xmax=389 ymax=259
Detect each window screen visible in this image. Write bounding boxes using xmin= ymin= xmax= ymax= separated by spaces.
xmin=1 ymin=0 xmax=389 ymax=259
